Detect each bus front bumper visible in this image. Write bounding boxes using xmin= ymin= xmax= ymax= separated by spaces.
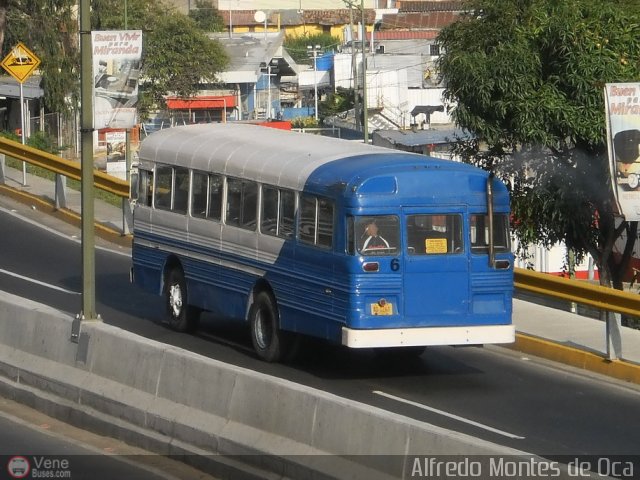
xmin=341 ymin=324 xmax=515 ymax=348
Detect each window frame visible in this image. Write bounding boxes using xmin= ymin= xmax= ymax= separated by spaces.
xmin=225 ymin=177 xmax=258 ymax=231
xmin=298 ymin=193 xmax=334 ymax=249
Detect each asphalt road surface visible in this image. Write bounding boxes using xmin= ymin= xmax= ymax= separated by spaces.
xmin=0 ymin=395 xmax=215 ymax=479
xmin=1 ymin=198 xmax=639 ymax=463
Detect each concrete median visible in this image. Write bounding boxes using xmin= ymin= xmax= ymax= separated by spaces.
xmin=0 ymin=290 xmax=531 ymax=479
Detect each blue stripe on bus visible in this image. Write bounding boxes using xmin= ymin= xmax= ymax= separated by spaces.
xmin=133 ymin=231 xmax=344 ymax=325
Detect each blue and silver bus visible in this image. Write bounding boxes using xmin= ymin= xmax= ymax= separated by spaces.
xmin=131 ymin=123 xmax=514 ymax=362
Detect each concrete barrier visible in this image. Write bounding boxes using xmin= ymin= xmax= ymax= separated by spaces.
xmin=0 ymin=291 xmax=534 ymax=479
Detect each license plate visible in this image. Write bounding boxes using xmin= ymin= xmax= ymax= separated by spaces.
xmin=371 ymin=303 xmax=393 ymax=315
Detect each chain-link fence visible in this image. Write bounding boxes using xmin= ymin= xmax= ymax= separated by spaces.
xmin=29 ymin=112 xmax=78 ymax=160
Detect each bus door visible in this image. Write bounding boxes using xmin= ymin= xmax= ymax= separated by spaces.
xmin=402 ymin=209 xmax=469 ymax=325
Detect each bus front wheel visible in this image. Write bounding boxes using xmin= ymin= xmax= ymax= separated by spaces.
xmin=249 ymin=291 xmax=289 ymax=362
xmin=165 ymin=268 xmax=199 ymax=332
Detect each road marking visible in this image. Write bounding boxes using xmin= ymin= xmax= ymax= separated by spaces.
xmin=0 ymin=268 xmax=81 ymax=295
xmin=0 ymin=206 xmax=130 ymax=257
xmin=372 ymin=390 xmax=525 ymax=440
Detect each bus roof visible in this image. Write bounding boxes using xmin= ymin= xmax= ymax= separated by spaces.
xmin=138 ymin=123 xmax=494 ymax=197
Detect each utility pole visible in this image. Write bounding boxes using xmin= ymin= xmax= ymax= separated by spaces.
xmin=345 ymin=0 xmax=368 ymax=142
xmin=348 ymin=4 xmax=359 ymax=132
xmin=307 ymin=45 xmax=322 ymax=121
xmin=79 ymin=0 xmax=98 ymax=325
xmin=360 ymin=0 xmax=368 ymax=143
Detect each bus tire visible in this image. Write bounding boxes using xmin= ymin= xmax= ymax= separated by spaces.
xmin=249 ymin=291 xmax=289 ymax=362
xmin=165 ymin=268 xmax=198 ymax=333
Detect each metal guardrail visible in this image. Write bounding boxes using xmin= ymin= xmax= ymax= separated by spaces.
xmin=514 ymin=267 xmax=640 ymax=318
xmin=0 ymin=136 xmax=129 ymax=198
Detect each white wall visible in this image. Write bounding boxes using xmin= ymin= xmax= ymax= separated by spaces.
xmin=406 ymin=88 xmax=450 ymax=125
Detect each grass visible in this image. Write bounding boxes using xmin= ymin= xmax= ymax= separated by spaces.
xmin=3 ymin=156 xmax=124 ymax=208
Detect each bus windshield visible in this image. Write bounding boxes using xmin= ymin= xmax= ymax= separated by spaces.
xmin=354 ymin=215 xmax=400 ymax=255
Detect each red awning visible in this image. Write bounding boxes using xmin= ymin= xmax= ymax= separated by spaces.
xmin=166 ymin=95 xmax=236 ymax=110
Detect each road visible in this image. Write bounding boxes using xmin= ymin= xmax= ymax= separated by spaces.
xmin=1 ymin=197 xmax=639 ymax=463
xmin=0 ymin=394 xmax=215 ymax=479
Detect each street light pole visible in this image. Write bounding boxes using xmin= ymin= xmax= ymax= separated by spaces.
xmin=344 ymin=0 xmax=368 ymax=143
xmin=267 ymin=64 xmax=272 ymax=119
xmin=307 ymin=44 xmax=322 ymax=121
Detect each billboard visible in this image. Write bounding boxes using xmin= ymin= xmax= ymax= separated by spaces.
xmin=92 ymin=30 xmax=142 ymax=129
xmin=605 ymin=83 xmax=640 ymax=220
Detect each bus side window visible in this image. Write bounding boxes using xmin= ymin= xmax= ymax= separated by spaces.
xmin=317 ymin=198 xmax=334 ymax=248
xmin=261 ymin=186 xmax=278 ymax=235
xmin=299 ymin=194 xmax=316 ymax=245
xmin=226 ymin=178 xmax=242 ymax=226
xmin=279 ymin=189 xmax=295 ymax=239
xmin=137 ymin=169 xmax=153 ymax=207
xmin=173 ymin=167 xmax=189 ymax=215
xmin=208 ymin=174 xmax=223 ymax=221
xmin=191 ymin=171 xmax=208 ymax=218
xmin=226 ymin=178 xmax=257 ymax=230
xmin=241 ymin=181 xmax=258 ymax=230
xmin=347 ymin=216 xmax=355 ymax=254
xmin=154 ymin=165 xmax=173 ymax=210
xmin=299 ymin=194 xmax=333 ymax=248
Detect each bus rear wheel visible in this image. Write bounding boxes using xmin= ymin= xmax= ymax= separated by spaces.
xmin=249 ymin=291 xmax=289 ymax=362
xmin=165 ymin=268 xmax=199 ymax=332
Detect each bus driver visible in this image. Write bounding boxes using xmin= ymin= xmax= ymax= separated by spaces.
xmin=361 ymin=221 xmax=391 ymax=252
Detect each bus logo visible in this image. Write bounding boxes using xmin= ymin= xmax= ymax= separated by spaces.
xmin=7 ymin=456 xmax=30 ymax=478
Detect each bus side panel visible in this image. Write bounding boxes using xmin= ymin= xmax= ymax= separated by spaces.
xmin=182 ymin=225 xmax=261 ymax=319
xmin=287 ymin=243 xmax=343 ymax=342
xmin=469 ymin=253 xmax=514 ymax=324
xmin=132 ymin=242 xmax=165 ymax=295
xmin=259 ymin=237 xmax=301 ymax=330
xmin=132 ymin=206 xmax=165 ymax=295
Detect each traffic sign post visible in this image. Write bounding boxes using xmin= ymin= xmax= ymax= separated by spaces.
xmin=1 ymin=43 xmax=41 ymax=186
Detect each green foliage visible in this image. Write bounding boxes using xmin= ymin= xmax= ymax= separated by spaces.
xmin=437 ymin=0 xmax=640 ymax=286
xmin=0 ymin=130 xmax=59 ymax=153
xmin=284 ymin=33 xmax=341 ymax=65
xmin=26 ymin=130 xmax=62 ymax=154
xmin=141 ymin=13 xmax=228 ymax=112
xmin=91 ymin=0 xmax=166 ymax=30
xmin=290 ymin=117 xmax=319 ymax=128
xmin=318 ymin=87 xmax=355 ymax=119
xmin=4 ymin=0 xmax=79 ymax=116
xmin=188 ymin=0 xmax=225 ymax=32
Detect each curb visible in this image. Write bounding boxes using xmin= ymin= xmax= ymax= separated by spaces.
xmin=509 ymin=333 xmax=640 ymax=385
xmin=0 ymin=183 xmax=131 ymax=248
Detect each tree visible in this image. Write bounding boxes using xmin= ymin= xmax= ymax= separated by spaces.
xmin=318 ymin=86 xmax=355 ymax=119
xmin=437 ymin=0 xmax=640 ymax=289
xmin=3 ymin=0 xmax=79 ymax=116
xmin=188 ymin=0 xmax=225 ymax=32
xmin=284 ymin=33 xmax=341 ymax=66
xmin=91 ymin=0 xmax=228 ymax=118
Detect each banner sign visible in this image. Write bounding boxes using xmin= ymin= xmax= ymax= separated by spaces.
xmin=605 ymin=83 xmax=640 ymax=220
xmin=92 ymin=30 xmax=142 ymax=129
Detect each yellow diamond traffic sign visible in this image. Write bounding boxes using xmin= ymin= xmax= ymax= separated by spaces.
xmin=1 ymin=42 xmax=41 ymax=83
